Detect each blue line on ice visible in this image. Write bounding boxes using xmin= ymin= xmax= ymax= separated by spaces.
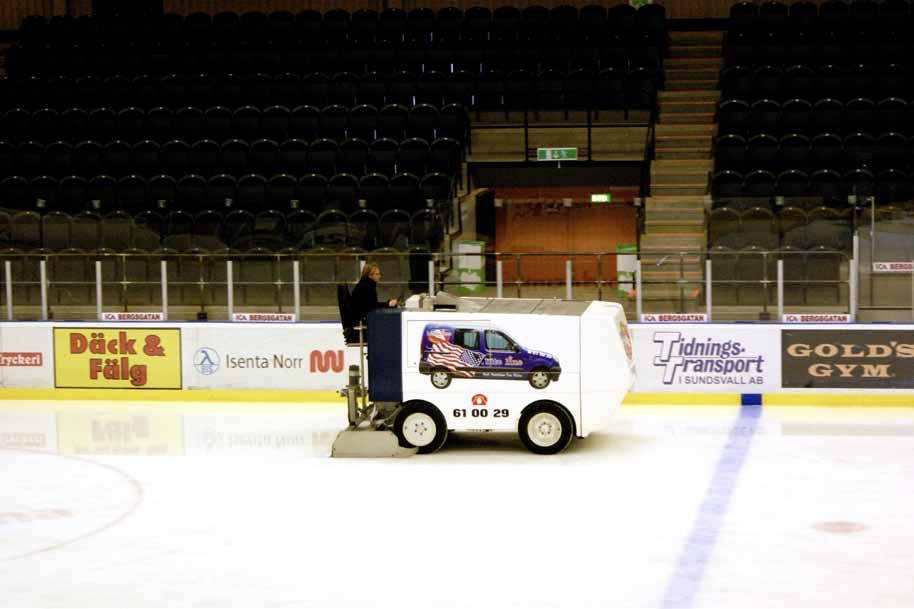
xmin=660 ymin=402 xmax=762 ymax=609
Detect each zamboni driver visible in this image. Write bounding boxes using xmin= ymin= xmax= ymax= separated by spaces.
xmin=351 ymin=262 xmax=398 ymax=327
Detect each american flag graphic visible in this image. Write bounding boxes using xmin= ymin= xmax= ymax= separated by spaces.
xmin=427 ymin=333 xmax=485 ymax=377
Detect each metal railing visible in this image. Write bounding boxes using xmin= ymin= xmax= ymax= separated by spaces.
xmin=0 ymin=247 xmax=860 ymax=322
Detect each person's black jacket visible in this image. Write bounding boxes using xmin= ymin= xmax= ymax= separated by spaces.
xmin=351 ymin=276 xmax=388 ymax=325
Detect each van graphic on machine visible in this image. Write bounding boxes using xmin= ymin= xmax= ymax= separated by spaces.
xmin=418 ymin=324 xmax=561 ymax=389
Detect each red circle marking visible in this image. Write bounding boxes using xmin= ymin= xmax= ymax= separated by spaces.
xmin=814 ymin=521 xmax=867 ymax=533
xmin=1 ymin=448 xmax=143 ymax=562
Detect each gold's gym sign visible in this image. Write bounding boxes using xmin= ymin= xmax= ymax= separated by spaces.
xmin=54 ymin=328 xmax=182 ymax=389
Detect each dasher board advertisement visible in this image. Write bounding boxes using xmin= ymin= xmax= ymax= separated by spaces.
xmin=630 ymin=324 xmax=780 ymax=392
xmin=182 ymin=323 xmax=353 ymax=390
xmin=53 ymin=327 xmax=181 ymax=389
xmin=782 ymin=328 xmax=914 ymax=389
xmin=0 ymin=323 xmax=53 ymax=388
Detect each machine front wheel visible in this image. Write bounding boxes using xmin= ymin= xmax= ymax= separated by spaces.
xmin=430 ymin=369 xmax=452 ymax=389
xmin=518 ymin=402 xmax=574 ymax=455
xmin=395 ymin=401 xmax=448 ymax=454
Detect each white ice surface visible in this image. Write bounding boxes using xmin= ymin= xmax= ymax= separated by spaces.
xmin=1 ymin=402 xmax=913 ymax=608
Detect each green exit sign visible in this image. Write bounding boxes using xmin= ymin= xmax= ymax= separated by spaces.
xmin=537 ymin=147 xmax=578 ymax=161
xmin=591 ymin=193 xmax=612 ymax=203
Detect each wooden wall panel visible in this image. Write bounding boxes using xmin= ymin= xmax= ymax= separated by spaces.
xmin=495 ymin=203 xmax=636 ymax=282
xmin=73 ymin=0 xmax=91 ymax=17
xmin=1 ymin=0 xmax=65 ymax=30
xmin=665 ymin=0 xmax=732 ymax=19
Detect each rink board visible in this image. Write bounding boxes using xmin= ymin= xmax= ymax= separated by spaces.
xmin=3 ymin=321 xmax=914 ymax=406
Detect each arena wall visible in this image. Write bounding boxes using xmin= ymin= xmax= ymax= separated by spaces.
xmin=3 ymin=320 xmax=914 ymax=406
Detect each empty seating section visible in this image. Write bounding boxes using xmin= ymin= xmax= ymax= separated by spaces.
xmin=705 ymin=1 xmax=904 ymax=305
xmin=713 ymin=0 xmax=914 ymax=202
xmin=6 ymin=7 xmax=666 ymax=114
xmin=0 ymin=5 xmax=668 ymax=276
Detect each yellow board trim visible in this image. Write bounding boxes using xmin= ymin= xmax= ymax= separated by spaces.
xmin=622 ymin=393 xmax=742 ymax=406
xmin=2 ymin=389 xmax=914 ymax=408
xmin=763 ymin=393 xmax=914 ymax=407
xmin=0 ymin=388 xmax=345 ymax=403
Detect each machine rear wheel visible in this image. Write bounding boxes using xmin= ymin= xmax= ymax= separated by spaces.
xmin=395 ymin=402 xmax=448 ymax=454
xmin=518 ymin=402 xmax=573 ymax=455
xmin=529 ymin=368 xmax=551 ymax=389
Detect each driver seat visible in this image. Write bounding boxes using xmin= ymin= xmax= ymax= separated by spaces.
xmin=336 ymin=283 xmax=362 ymax=345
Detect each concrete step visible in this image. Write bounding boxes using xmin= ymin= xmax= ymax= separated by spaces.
xmin=659 ymin=112 xmax=715 ymax=125
xmin=651 ymin=183 xmax=709 ymax=196
xmin=666 ymin=57 xmax=723 ymax=69
xmin=645 ymin=194 xmax=709 ymax=209
xmin=665 ymin=67 xmax=721 ymax=82
xmin=651 ymin=181 xmax=708 ymax=196
xmin=650 ymin=176 xmax=709 ymax=191
xmin=644 ymin=220 xmax=705 ymax=234
xmin=646 ymin=199 xmax=707 ymax=211
xmin=655 ymin=133 xmax=712 ymax=147
xmin=642 ymin=268 xmax=704 ymax=281
xmin=641 ymin=262 xmax=704 ymax=274
xmin=641 ymin=233 xmax=706 ymax=252
xmin=661 ymin=99 xmax=718 ymax=114
xmin=645 ymin=217 xmax=705 ymax=231
xmin=651 ymin=160 xmax=713 ymax=180
xmin=640 ymin=253 xmax=704 ymax=273
xmin=670 ymin=45 xmax=722 ymax=59
xmin=646 ymin=206 xmax=705 ymax=220
xmin=659 ymin=89 xmax=721 ymax=102
xmin=651 ymin=160 xmax=714 ymax=170
xmin=639 ymin=283 xmax=704 ymax=301
xmin=655 ymin=123 xmax=717 ymax=135
xmin=650 ymin=170 xmax=709 ymax=184
xmin=665 ymin=79 xmax=719 ymax=91
xmin=655 ymin=148 xmax=712 ymax=160
xmin=646 ymin=201 xmax=706 ymax=214
xmin=671 ymin=31 xmax=724 ymax=45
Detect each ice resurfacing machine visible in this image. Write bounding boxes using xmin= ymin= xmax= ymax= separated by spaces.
xmin=332 ymin=294 xmax=635 ymax=457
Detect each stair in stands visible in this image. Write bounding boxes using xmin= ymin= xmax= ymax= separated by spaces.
xmin=668 ymin=31 xmax=724 ymax=59
xmin=639 ymin=233 xmax=706 ymax=301
xmin=644 ymin=198 xmax=705 ymax=239
xmin=644 ymin=195 xmax=707 ymax=223
xmin=640 ymin=232 xmax=705 ymax=253
xmin=659 ymin=111 xmax=716 ymax=126
xmin=640 ymin=252 xmax=702 ymax=268
xmin=654 ymin=136 xmax=712 ymax=160
xmin=638 ymin=31 xmax=722 ymax=309
xmin=641 ymin=232 xmax=706 ymax=298
xmin=0 ymin=43 xmax=10 ymax=77
xmin=651 ymin=158 xmax=713 ymax=183
xmin=659 ymin=89 xmax=721 ymax=103
xmin=665 ymin=67 xmax=721 ymax=84
xmin=660 ymin=99 xmax=719 ymax=114
xmin=650 ymin=181 xmax=708 ymax=195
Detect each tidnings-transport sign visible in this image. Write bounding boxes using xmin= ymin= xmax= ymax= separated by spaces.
xmin=629 ymin=325 xmax=779 ymax=392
